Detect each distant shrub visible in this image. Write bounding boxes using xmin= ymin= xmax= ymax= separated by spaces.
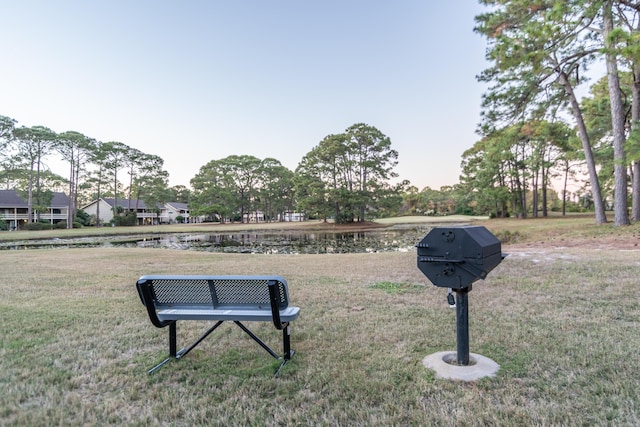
xmin=112 ymin=212 xmax=137 ymax=226
xmin=24 ymin=222 xmax=50 ymax=231
xmin=75 ymin=210 xmax=92 ymax=226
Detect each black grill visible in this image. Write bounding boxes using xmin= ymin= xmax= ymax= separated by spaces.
xmin=416 ymin=226 xmax=503 ymax=289
xmin=416 ymin=226 xmax=506 ymax=366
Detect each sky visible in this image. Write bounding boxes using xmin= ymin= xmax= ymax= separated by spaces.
xmin=0 ymin=1 xmax=489 ymax=190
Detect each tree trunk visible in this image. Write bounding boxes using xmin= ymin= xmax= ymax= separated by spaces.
xmin=557 ymin=70 xmax=607 ymax=224
xmin=72 ymin=156 xmax=82 ymax=226
xmin=27 ymin=164 xmax=34 ymax=223
xmin=67 ymin=155 xmax=75 ymax=228
xmin=532 ymin=172 xmax=538 ymax=218
xmin=631 ymin=60 xmax=640 ymax=221
xmin=96 ymin=167 xmax=103 ymax=227
xmin=562 ymin=160 xmax=569 ymax=216
xmin=603 ymin=0 xmax=630 ymax=226
xmin=542 ymin=150 xmax=548 ymax=217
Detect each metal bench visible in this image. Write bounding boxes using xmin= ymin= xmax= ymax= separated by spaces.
xmin=136 ymin=275 xmax=300 ymax=375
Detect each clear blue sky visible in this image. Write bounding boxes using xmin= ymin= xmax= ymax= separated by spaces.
xmin=1 ymin=1 xmax=488 ymax=190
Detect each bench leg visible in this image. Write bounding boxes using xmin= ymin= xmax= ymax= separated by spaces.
xmin=234 ymin=321 xmax=295 ymax=377
xmin=273 ymin=325 xmax=295 ymax=377
xmin=149 ymin=321 xmax=296 ymax=376
xmin=148 ymin=357 xmax=173 ymax=374
xmin=148 ymin=320 xmax=224 ymax=374
xmin=147 ymin=322 xmax=178 ymax=374
xmin=178 ymin=320 xmax=224 ymax=360
xmin=170 ymin=322 xmax=177 ymax=357
xmin=283 ymin=325 xmax=292 ymax=360
xmin=234 ymin=321 xmax=280 ymax=359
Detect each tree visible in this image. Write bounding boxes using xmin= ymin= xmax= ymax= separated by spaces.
xmin=56 ymin=131 xmax=96 ymax=228
xmin=462 ymin=128 xmax=521 ymax=217
xmin=603 ymin=0 xmax=630 ymax=225
xmin=399 ymin=185 xmax=422 ymax=215
xmin=461 ymin=119 xmax=572 ymax=217
xmin=344 ymin=123 xmax=399 ymax=221
xmin=609 ymin=0 xmax=640 ymax=221
xmin=294 ymin=153 xmax=332 ymax=221
xmin=0 ymin=115 xmax=18 ymax=188
xmin=222 ymin=155 xmax=262 ymax=222
xmin=133 ymin=154 xmax=170 ymax=224
xmin=257 ymin=158 xmax=295 ymax=222
xmin=85 ymin=141 xmax=110 ymax=226
xmin=123 ymin=147 xmax=145 ymax=211
xmin=522 ymin=120 xmax=573 ymax=217
xmin=190 ymin=155 xmax=263 ymax=223
xmin=101 ymin=141 xmax=130 ymax=218
xmin=627 ymin=2 xmax=640 ymax=220
xmin=169 ymin=185 xmax=191 ymax=203
xmin=12 ymin=125 xmax=57 ymax=222
xmin=295 ymin=134 xmax=347 ymax=221
xmin=0 ymin=115 xmax=16 ymax=160
xmin=296 ymin=124 xmax=399 ymax=223
xmin=475 ymin=0 xmax=608 ymax=224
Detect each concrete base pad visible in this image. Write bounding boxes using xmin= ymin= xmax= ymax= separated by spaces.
xmin=422 ymin=351 xmax=499 ymax=381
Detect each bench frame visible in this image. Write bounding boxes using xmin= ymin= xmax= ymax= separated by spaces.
xmin=136 ymin=275 xmax=299 ymax=375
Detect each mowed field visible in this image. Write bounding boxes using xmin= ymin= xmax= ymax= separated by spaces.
xmin=1 ymin=215 xmax=639 ymax=426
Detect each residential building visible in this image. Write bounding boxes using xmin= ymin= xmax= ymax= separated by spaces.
xmin=279 ymin=211 xmax=307 ymax=222
xmin=164 ymin=202 xmax=190 ymax=223
xmin=0 ymin=189 xmax=70 ymax=230
xmin=81 ymin=198 xmax=194 ymax=225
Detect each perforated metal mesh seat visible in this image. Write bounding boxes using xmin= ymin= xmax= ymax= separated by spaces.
xmin=147 ymin=276 xmax=290 ymax=310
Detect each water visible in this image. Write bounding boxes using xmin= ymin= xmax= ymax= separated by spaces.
xmin=0 ymin=227 xmax=431 ymax=254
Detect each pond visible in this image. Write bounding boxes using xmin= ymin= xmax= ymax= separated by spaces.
xmin=0 ymin=226 xmax=433 ymax=254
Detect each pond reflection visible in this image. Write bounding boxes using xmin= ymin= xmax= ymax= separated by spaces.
xmin=0 ymin=228 xmax=431 ymax=254
xmin=113 ymin=230 xmax=422 ymax=254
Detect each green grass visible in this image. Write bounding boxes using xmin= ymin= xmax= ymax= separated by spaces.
xmin=1 ymin=242 xmax=639 ymax=425
xmin=370 ymin=281 xmax=425 ymax=294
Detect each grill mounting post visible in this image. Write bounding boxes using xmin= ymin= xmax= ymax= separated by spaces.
xmin=455 ymin=287 xmax=470 ymax=365
xmin=417 ymin=226 xmax=505 ymax=367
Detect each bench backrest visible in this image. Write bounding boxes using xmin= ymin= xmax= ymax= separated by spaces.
xmin=137 ymin=275 xmax=290 ymax=310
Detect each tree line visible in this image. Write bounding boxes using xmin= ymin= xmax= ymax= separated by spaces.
xmin=0 ymin=116 xmax=174 ymax=228
xmin=470 ymin=0 xmax=640 ymax=226
xmin=0 ymin=117 xmax=411 ymax=225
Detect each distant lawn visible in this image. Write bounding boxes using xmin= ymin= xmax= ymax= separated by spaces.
xmin=5 ymin=212 xmax=635 ymax=245
xmin=373 ymin=214 xmax=489 ymax=224
xmin=1 ymin=241 xmax=638 ymax=425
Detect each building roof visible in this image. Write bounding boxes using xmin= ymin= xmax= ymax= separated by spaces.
xmin=0 ymin=189 xmax=70 ymax=207
xmin=92 ymin=198 xmax=188 ymax=211
xmin=102 ymin=198 xmax=158 ymax=210
xmin=165 ymin=202 xmax=189 ymax=210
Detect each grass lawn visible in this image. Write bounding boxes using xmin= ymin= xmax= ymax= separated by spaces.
xmin=1 ymin=216 xmax=639 ymax=425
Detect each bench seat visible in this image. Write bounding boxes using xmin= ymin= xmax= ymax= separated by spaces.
xmin=157 ymin=306 xmax=300 ymax=322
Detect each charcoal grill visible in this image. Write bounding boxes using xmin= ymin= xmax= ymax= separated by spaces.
xmin=417 ymin=226 xmax=505 ymax=365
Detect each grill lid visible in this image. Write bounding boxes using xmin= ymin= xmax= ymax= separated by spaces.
xmin=417 ymin=226 xmax=505 ymax=289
